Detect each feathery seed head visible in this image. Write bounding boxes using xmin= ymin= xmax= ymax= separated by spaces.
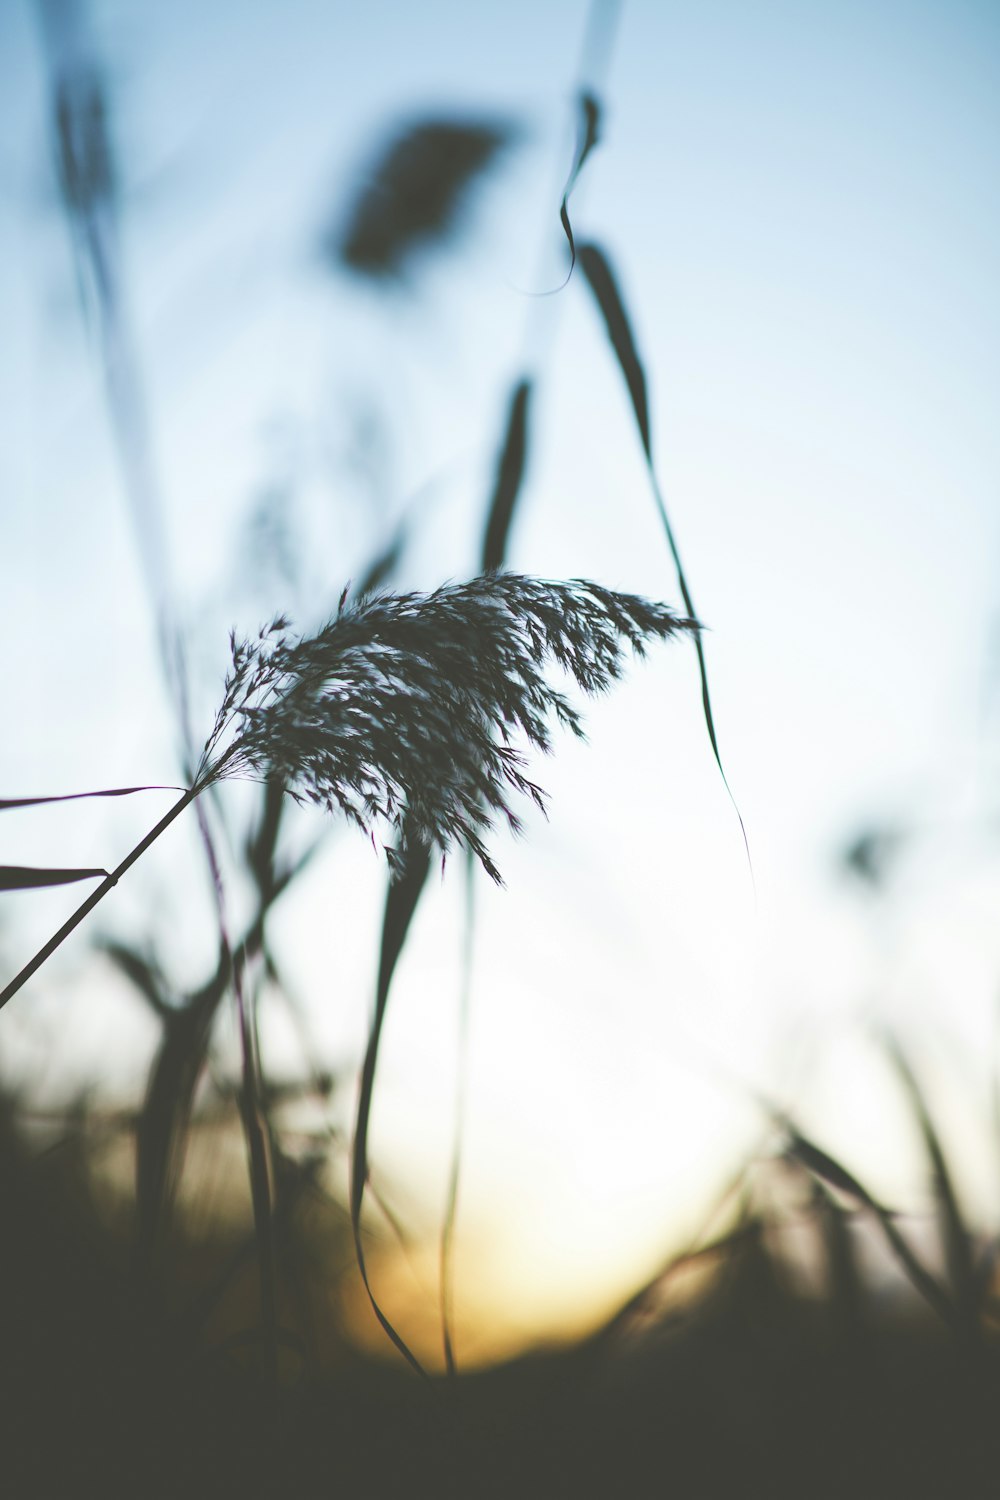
xmin=197 ymin=573 xmax=696 ymax=882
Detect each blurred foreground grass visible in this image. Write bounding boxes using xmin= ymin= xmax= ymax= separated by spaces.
xmin=3 ymin=1088 xmax=999 ymax=1500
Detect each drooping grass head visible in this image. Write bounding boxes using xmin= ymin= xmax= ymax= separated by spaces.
xmin=198 ymin=572 xmax=697 ymax=882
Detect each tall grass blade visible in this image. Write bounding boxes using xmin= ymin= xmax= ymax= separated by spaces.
xmin=40 ymin=1 xmax=186 ymax=727
xmin=134 ymin=905 xmax=290 ymax=1293
xmin=135 ymin=986 xmax=221 ymax=1275
xmin=785 ymin=1130 xmax=880 ymax=1207
xmin=786 ymin=1127 xmax=956 ymax=1328
xmin=40 ymin=10 xmax=280 ymax=1382
xmin=578 ymin=240 xmax=751 ymax=872
xmin=440 ymin=848 xmax=475 ymax=1375
xmin=481 ymin=380 xmax=532 ymax=572
xmin=812 ymin=1181 xmax=865 ymax=1336
xmin=351 ymin=845 xmax=433 ymax=1376
xmin=244 ymin=780 xmax=287 ymax=903
xmin=578 ymin=243 xmax=650 ymax=456
xmin=0 ymin=866 xmax=108 ymax=890
xmin=552 ymin=92 xmax=601 ymax=288
xmin=887 ymin=1039 xmax=979 ymax=1334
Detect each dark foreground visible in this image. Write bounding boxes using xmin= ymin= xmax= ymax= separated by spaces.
xmin=3 ymin=1107 xmax=998 ymax=1500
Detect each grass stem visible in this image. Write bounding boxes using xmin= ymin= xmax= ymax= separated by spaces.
xmin=0 ymin=785 xmax=198 ymax=1013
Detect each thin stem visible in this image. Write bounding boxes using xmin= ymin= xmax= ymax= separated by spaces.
xmin=0 ymin=786 xmax=198 ymax=1013
xmin=195 ymin=792 xmax=278 ymax=1389
xmin=440 ymin=847 xmax=475 ymax=1376
xmin=234 ymin=955 xmax=279 ymax=1387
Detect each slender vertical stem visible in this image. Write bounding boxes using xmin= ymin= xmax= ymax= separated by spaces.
xmin=195 ymin=791 xmax=278 ymax=1389
xmin=440 ymin=848 xmax=475 ymax=1375
xmin=236 ymin=972 xmax=279 ymax=1388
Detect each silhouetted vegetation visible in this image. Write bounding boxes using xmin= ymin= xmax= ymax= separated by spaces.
xmin=3 ymin=1091 xmax=999 ymax=1499
xmin=330 ymin=117 xmax=519 ymax=279
xmin=3 ymin=2 xmax=998 ymax=1496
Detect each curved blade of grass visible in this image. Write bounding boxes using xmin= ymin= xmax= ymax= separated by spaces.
xmin=445 ymin=382 xmax=533 ymax=1366
xmin=578 ymin=244 xmax=650 ymax=458
xmin=0 ymin=785 xmax=182 ymax=812
xmin=786 ymin=1128 xmax=956 ymax=1327
xmin=551 ymin=91 xmax=601 ymax=290
xmin=351 ymin=844 xmax=432 ymax=1376
xmin=459 ymin=375 xmax=531 ymax=1363
xmin=134 ymin=851 xmax=300 ymax=1282
xmin=39 ymin=10 xmax=267 ymax=1348
xmin=43 ymin=7 xmax=278 ymax=1384
xmin=0 ymin=866 xmax=108 ymax=890
xmin=440 ymin=375 xmax=531 ymax=1367
xmin=886 ymin=1039 xmax=978 ymax=1333
xmin=785 ymin=1130 xmax=881 ymax=1208
xmin=481 ymin=380 xmax=532 ymax=572
xmin=578 ymin=240 xmax=751 ymax=874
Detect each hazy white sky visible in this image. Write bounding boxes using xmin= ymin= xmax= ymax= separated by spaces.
xmin=1 ymin=0 xmax=999 ymax=1351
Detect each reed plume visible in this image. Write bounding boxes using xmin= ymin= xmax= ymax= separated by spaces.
xmin=197 ymin=572 xmax=697 ymax=883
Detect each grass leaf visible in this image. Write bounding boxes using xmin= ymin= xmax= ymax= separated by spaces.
xmin=351 ymin=844 xmax=433 ymax=1376
xmin=553 ymin=91 xmax=601 ymax=288
xmin=0 ymin=866 xmax=108 ymax=890
xmin=481 ymin=380 xmax=532 ymax=572
xmin=134 ymin=985 xmax=223 ymax=1276
xmin=887 ymin=1039 xmax=979 ymax=1334
xmin=785 ymin=1130 xmax=880 ymax=1208
xmin=578 ymin=242 xmax=650 ymax=458
xmin=440 ymin=847 xmax=475 ymax=1375
xmin=0 ymin=785 xmax=181 ymax=811
xmin=244 ymin=780 xmax=287 ymax=903
xmin=786 ymin=1126 xmax=957 ymax=1328
xmin=579 ymin=240 xmax=751 ymax=872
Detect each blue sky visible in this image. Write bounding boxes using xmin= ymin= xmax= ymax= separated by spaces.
xmin=1 ymin=0 xmax=999 ymax=1353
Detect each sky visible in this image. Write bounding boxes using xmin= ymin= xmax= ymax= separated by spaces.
xmin=1 ymin=0 xmax=999 ymax=1358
